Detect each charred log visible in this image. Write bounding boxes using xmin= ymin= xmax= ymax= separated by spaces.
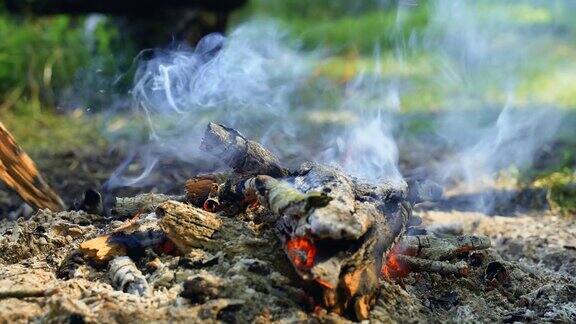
xmin=201 ymin=122 xmax=288 ymax=177
xmin=202 ymin=123 xmax=412 ymax=320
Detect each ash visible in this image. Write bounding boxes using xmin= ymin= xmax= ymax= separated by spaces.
xmin=0 ymin=200 xmax=574 ymax=323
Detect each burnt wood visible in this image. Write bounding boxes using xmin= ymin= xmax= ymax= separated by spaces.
xmin=201 ymin=122 xmax=412 ymax=320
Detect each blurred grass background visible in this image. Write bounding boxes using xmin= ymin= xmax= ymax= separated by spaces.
xmin=0 ymin=0 xmax=574 ymax=213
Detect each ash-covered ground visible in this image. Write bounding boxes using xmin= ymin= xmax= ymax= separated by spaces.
xmin=0 ymin=151 xmax=574 ymax=323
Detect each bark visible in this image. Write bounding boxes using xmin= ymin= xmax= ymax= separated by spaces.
xmin=0 ymin=122 xmax=65 ymax=211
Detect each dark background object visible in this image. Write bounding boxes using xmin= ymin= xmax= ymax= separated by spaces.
xmin=5 ymin=0 xmax=248 ymax=47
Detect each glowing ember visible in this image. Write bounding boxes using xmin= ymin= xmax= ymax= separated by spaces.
xmin=381 ymin=244 xmax=411 ymax=279
xmin=286 ymin=237 xmax=316 ymax=270
xmin=202 ymin=198 xmax=219 ymax=212
xmin=243 ymin=188 xmax=260 ymax=209
xmin=315 ymin=278 xmax=335 ymax=290
xmin=158 ymin=239 xmax=178 ymax=255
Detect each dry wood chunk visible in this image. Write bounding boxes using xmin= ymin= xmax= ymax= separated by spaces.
xmin=157 ymin=201 xmax=222 ymax=253
xmin=0 ymin=122 xmax=65 ymax=211
xmin=79 ymin=236 xmax=126 ymax=262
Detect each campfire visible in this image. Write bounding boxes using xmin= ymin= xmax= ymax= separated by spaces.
xmin=6 ymin=121 xmax=555 ymax=322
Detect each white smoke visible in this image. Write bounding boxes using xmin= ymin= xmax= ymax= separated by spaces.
xmin=418 ymin=0 xmax=565 ymax=211
xmin=108 ymin=20 xmax=405 ymax=187
xmin=106 ymin=0 xmax=566 ymax=215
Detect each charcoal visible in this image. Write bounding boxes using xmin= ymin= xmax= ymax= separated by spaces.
xmin=181 ymin=272 xmax=223 ymax=303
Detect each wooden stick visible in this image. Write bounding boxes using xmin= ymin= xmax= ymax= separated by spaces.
xmin=396 ymin=255 xmax=469 ymax=277
xmin=0 ymin=122 xmax=65 ymax=211
xmin=113 ymin=193 xmax=185 ymax=218
xmin=201 ymin=122 xmax=287 ymax=177
xmin=0 ymin=288 xmax=57 ymax=299
xmin=399 ymin=235 xmax=492 ymax=260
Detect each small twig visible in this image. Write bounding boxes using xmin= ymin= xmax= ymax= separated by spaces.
xmin=397 ymin=255 xmax=469 ymax=277
xmin=0 ymin=287 xmax=58 ymax=299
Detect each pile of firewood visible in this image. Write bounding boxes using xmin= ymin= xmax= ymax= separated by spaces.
xmin=0 ymin=122 xmax=499 ymax=321
xmin=2 ymin=122 xmax=575 ymax=323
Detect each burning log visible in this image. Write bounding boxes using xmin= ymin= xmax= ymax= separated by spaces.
xmin=246 ymin=166 xmax=410 ymax=320
xmin=200 ymin=123 xmax=411 ymax=320
xmin=0 ymin=122 xmax=65 ymax=211
xmin=382 ymin=234 xmax=492 ymax=279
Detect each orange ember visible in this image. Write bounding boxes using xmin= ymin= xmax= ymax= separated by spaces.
xmin=243 ymin=188 xmax=260 ymax=209
xmin=203 ymin=199 xmax=219 ymax=212
xmin=381 ymin=244 xmax=411 ymax=279
xmin=157 ymin=239 xmax=179 ymax=255
xmin=315 ymin=278 xmax=335 ymax=290
xmin=286 ymin=237 xmax=317 ymax=270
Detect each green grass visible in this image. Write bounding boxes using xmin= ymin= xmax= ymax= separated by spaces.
xmin=533 ymin=169 xmax=576 ymax=216
xmin=0 ymin=109 xmax=107 ymax=156
xmin=0 ymin=10 xmax=131 ymax=113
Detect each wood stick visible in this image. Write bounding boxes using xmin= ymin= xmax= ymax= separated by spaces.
xmin=396 ymin=255 xmax=469 ymax=277
xmin=0 ymin=288 xmax=57 ymax=299
xmin=0 ymin=122 xmax=65 ymax=211
xmin=399 ymin=235 xmax=492 ymax=260
xmin=201 ymin=122 xmax=287 ymax=177
xmin=113 ymin=193 xmax=185 ymax=218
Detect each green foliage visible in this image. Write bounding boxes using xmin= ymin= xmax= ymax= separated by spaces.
xmin=249 ymin=0 xmax=398 ymax=21
xmin=246 ymin=0 xmax=429 ymax=54
xmin=533 ymin=169 xmax=576 ymax=216
xmin=0 ymin=12 xmax=130 ymax=114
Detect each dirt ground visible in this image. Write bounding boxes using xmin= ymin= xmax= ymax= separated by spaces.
xmin=0 ymin=152 xmax=575 ymax=323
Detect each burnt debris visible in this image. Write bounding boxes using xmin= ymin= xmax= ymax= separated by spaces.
xmin=1 ymin=122 xmax=571 ymax=323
